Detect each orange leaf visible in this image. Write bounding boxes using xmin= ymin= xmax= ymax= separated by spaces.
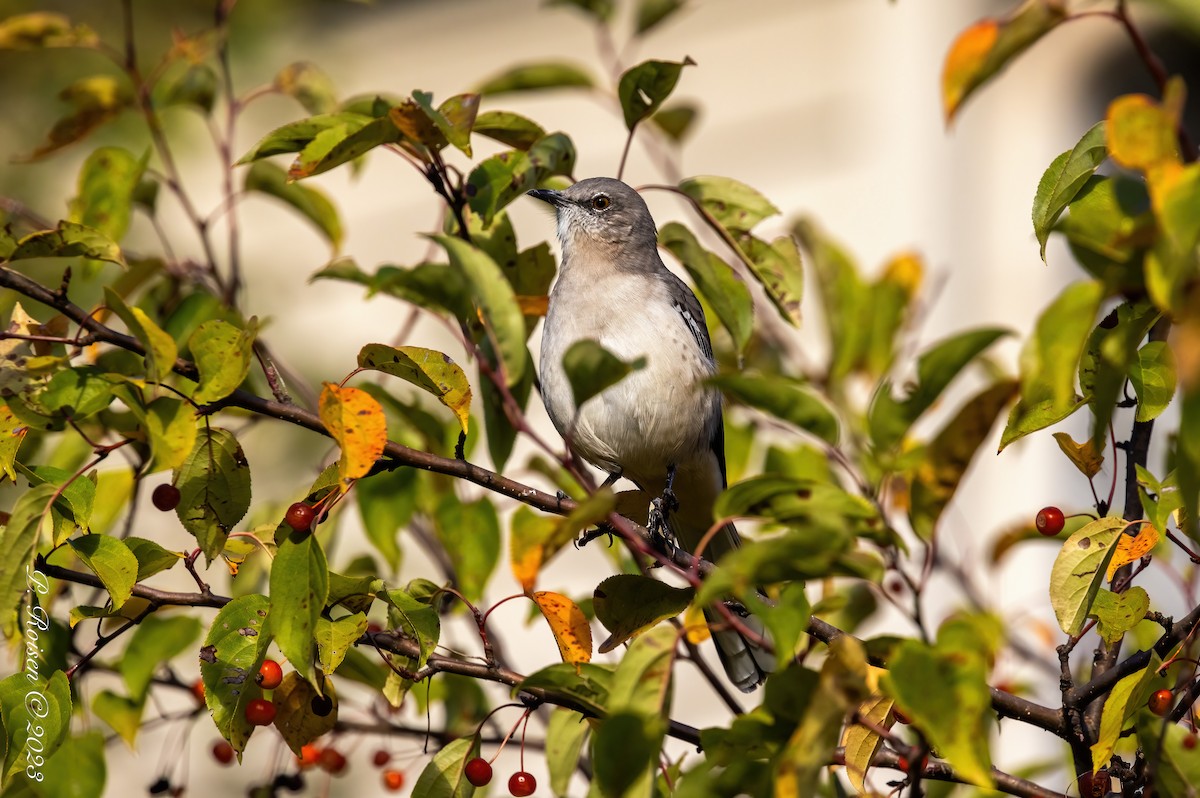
xmin=1106 ymin=94 xmax=1179 ymax=174
xmin=1105 ymin=523 xmax=1160 ymax=581
xmin=942 ymin=20 xmax=998 ymax=122
xmin=509 ymin=507 xmax=555 ymax=593
xmin=683 ymin=603 xmax=710 ymax=645
xmin=318 ymin=382 xmax=387 ymax=488
xmin=941 ymin=1 xmax=1067 ymax=123
xmin=516 ymin=295 xmax=549 ymax=317
xmin=533 ymin=590 xmax=592 ymax=668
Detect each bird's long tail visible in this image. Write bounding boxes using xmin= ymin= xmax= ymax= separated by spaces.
xmin=676 ymin=517 xmax=775 ymax=692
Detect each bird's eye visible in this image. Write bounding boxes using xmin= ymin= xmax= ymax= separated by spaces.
xmin=591 ymin=195 xmax=611 ymax=211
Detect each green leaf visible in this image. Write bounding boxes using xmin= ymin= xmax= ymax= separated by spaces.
xmin=270 ymin=531 xmax=329 ymax=687
xmin=39 ymin=366 xmax=115 ymax=420
xmin=546 ymin=709 xmax=589 ymax=797
xmin=1129 ymin=341 xmax=1176 ymax=422
xmin=92 ymin=690 xmax=143 ymax=746
xmin=465 ymin=150 xmax=536 ymax=226
xmin=1078 ymin=300 xmax=1158 ymax=446
xmin=1019 ymin=280 xmax=1104 ymax=411
xmin=1089 ymin=587 xmax=1149 ymax=645
xmin=1158 ymin=161 xmax=1200 ymax=256
xmin=679 ymin=176 xmax=778 ymax=233
xmin=103 ymin=287 xmax=176 ymax=383
xmin=189 ymin=318 xmax=258 ymax=404
xmin=1049 ymin=517 xmax=1127 ymax=635
xmin=433 ymin=496 xmax=501 ymax=603
xmin=1135 ymin=706 xmax=1200 ymax=794
xmin=382 ymin=589 xmax=440 ymax=670
xmin=274 ymin=61 xmax=337 ymax=115
xmin=635 ymin=0 xmax=686 ymax=35
xmin=696 ymin=525 xmax=854 ymax=605
xmin=289 ymin=114 xmax=401 ymax=179
xmin=882 ymin=637 xmax=993 ymax=787
xmin=355 ymin=468 xmax=413 ymax=570
xmin=519 ymin=663 xmax=613 ymax=717
xmin=316 ymin=613 xmax=368 ymax=674
xmin=617 ymin=57 xmax=695 ymax=130
xmin=529 ymin=132 xmax=577 ymax=178
xmin=711 ymin=372 xmax=838 ymax=443
xmin=69 ymin=146 xmax=147 ymax=242
xmin=562 ymin=339 xmax=646 ymax=410
xmin=410 ymin=736 xmax=479 ymax=798
xmin=40 ymin=730 xmax=105 ymax=798
xmin=794 ymin=217 xmax=867 ymax=382
xmin=7 ymin=221 xmax=124 ymax=267
xmin=548 ymin=0 xmax=614 ymax=21
xmin=869 ymin=327 xmax=1010 ymax=451
xmin=1057 ymin=175 xmax=1153 ymax=294
xmin=910 ymin=380 xmax=1017 ymax=540
xmin=236 ymin=112 xmax=372 ymax=163
xmin=16 ymin=75 xmax=132 ymax=162
xmin=650 ymin=103 xmax=698 ymax=142
xmin=594 ymin=711 xmax=665 ymax=798
xmin=431 ymin=235 xmax=528 ymax=385
xmin=67 ymin=535 xmax=137 ymax=610
xmin=1033 ymin=122 xmax=1107 ymax=261
xmin=174 ymin=427 xmax=252 ymax=561
xmin=0 ymin=13 xmax=97 ymax=49
xmin=357 ymin=344 xmax=472 ymax=434
xmin=243 ymin=161 xmax=342 ymax=247
xmin=476 ymin=61 xmax=594 ymax=95
xmin=124 ymin=536 xmax=183 ymax=580
xmin=160 ymin=63 xmax=217 ymax=113
xmin=659 ymin=222 xmax=753 ymax=353
xmin=0 ymin=671 xmax=71 ymax=781
xmin=998 ymin=394 xmax=1087 ymax=451
xmin=131 ymin=395 xmax=198 ymax=472
xmin=592 ymin=574 xmax=694 ymax=653
xmin=471 ymin=110 xmax=546 ymax=150
xmin=422 ymin=91 xmax=480 ymax=157
xmin=120 ymin=615 xmax=202 ymax=701
xmin=199 ymin=594 xmax=271 ymax=755
xmin=734 ymin=233 xmax=804 ymax=327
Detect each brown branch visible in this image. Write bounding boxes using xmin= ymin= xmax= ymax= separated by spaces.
xmin=833 ymin=747 xmax=1071 ymax=798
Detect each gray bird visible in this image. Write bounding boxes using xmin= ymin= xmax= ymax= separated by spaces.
xmin=528 ymin=176 xmax=774 ymax=692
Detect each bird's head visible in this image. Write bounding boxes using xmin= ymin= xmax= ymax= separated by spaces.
xmin=527 ymin=177 xmax=658 ymax=264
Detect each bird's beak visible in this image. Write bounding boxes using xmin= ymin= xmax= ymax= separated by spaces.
xmin=527 ymin=188 xmax=567 ymax=207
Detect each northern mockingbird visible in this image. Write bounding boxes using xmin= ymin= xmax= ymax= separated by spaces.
xmin=528 ymin=177 xmax=774 ymax=692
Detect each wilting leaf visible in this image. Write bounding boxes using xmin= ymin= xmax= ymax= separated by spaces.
xmin=358 ymin=343 xmax=472 ymax=434
xmin=533 ymin=591 xmax=593 ymax=666
xmin=593 ymin=574 xmax=693 ymax=653
xmin=1049 ymin=517 xmax=1126 ymax=634
xmin=318 ymin=383 xmax=388 ymax=488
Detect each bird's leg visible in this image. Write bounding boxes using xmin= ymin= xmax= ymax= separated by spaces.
xmin=647 ymin=464 xmax=680 ymax=558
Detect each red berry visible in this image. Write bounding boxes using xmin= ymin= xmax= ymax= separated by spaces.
xmin=372 ymin=749 xmax=391 ymax=768
xmin=212 ymin=740 xmax=234 ymax=765
xmin=245 ymin=698 xmax=276 ymax=726
xmin=318 ymin=748 xmax=347 ymax=775
xmin=152 ymin=484 xmax=181 ymax=512
xmin=296 ymin=744 xmax=321 ymax=769
xmin=508 ymin=771 xmax=536 ymax=797
xmin=1149 ymin=688 xmax=1173 ymax=716
xmin=285 ymin=502 xmax=315 ymax=531
xmin=382 ymin=769 xmax=405 ymax=791
xmin=367 ymin=622 xmax=383 ymax=635
xmin=256 ymin=659 xmax=283 ymax=690
xmin=1183 ymin=733 xmax=1197 ymax=750
xmin=311 ymin=694 xmax=333 ymax=716
xmin=464 ymin=757 xmax=492 ymax=787
xmin=1035 ymin=506 xmax=1065 ymax=536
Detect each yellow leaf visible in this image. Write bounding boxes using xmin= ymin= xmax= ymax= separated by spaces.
xmin=1052 ymin=431 xmax=1104 ymax=478
xmin=881 ymin=251 xmax=924 ymax=298
xmin=1105 ymin=523 xmax=1160 ymax=581
xmin=533 ymin=591 xmax=593 ymax=668
xmin=0 ymin=404 xmax=28 ymax=481
xmin=1106 ymin=93 xmax=1179 ymax=173
xmin=318 ymin=382 xmax=387 ymax=488
xmin=683 ymin=603 xmax=710 ymax=645
xmin=841 ymin=694 xmax=896 ymax=793
xmin=272 ymin=671 xmax=337 ymax=755
xmin=510 ymin=507 xmax=556 ymax=592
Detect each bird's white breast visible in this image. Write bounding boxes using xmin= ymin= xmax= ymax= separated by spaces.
xmin=540 ymin=266 xmax=716 ymax=484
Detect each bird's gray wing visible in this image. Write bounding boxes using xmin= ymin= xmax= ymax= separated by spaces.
xmin=662 ymin=271 xmax=728 ymax=487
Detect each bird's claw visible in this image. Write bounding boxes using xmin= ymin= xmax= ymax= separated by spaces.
xmin=575 ymin=527 xmax=615 ymax=549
